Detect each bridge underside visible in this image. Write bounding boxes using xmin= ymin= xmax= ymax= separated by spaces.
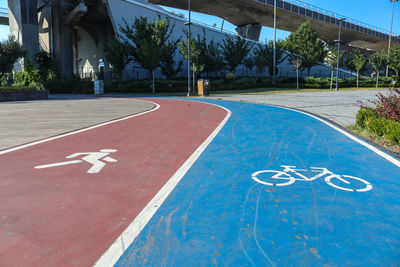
xmin=149 ymin=0 xmax=398 ymax=51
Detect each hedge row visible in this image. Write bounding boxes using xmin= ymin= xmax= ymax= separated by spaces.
xmin=305 ymin=77 xmax=400 ymax=88
xmin=356 ymin=108 xmax=400 ymax=144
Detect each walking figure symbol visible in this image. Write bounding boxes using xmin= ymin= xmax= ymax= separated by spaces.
xmin=35 ymin=149 xmax=118 ymax=174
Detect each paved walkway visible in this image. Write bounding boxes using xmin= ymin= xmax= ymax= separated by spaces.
xmin=0 ymin=95 xmax=154 ymax=150
xmin=211 ymin=90 xmax=387 ymax=126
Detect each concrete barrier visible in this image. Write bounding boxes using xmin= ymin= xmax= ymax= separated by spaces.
xmin=0 ymin=90 xmax=49 ymax=102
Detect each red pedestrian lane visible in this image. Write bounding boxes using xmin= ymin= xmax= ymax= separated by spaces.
xmin=0 ymin=98 xmax=227 ymax=266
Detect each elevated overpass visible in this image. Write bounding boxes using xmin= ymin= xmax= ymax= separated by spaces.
xmin=0 ymin=7 xmax=8 ymax=25
xmin=149 ymin=0 xmax=399 ymax=51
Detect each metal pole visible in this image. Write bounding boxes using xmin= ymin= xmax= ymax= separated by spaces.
xmin=386 ymin=0 xmax=398 ymax=77
xmin=336 ymin=18 xmax=345 ymax=91
xmin=187 ymin=0 xmax=191 ymax=96
xmin=273 ymin=0 xmax=277 ymax=84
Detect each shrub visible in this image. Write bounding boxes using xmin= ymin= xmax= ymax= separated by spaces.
xmin=33 ymin=51 xmax=54 ymax=82
xmin=356 ymin=108 xmax=378 ymax=128
xmin=366 ymin=115 xmax=386 ymax=136
xmin=385 ymin=120 xmax=400 ymax=144
xmin=225 ymin=73 xmax=236 ymax=81
xmin=356 ymin=107 xmax=400 ymax=143
xmin=13 ymin=70 xmax=42 ymax=89
xmin=0 ymin=85 xmax=38 ymax=91
xmin=43 ymin=78 xmax=93 ymax=94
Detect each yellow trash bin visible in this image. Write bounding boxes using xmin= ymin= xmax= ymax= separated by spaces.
xmin=197 ymin=79 xmax=204 ymax=96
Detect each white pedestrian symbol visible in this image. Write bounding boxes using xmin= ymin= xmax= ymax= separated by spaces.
xmin=35 ymin=149 xmax=118 ymax=174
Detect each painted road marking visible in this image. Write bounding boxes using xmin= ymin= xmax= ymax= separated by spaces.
xmin=115 ymin=99 xmax=400 ymax=266
xmin=35 ymin=149 xmax=118 ymax=174
xmin=251 ymin=165 xmax=372 ymax=192
xmin=94 ymin=101 xmax=231 ymax=266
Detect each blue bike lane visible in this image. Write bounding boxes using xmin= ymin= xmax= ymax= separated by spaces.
xmin=114 ymin=99 xmax=400 ymax=266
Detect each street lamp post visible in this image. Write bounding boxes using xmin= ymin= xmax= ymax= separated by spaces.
xmin=386 ymin=0 xmax=399 ymax=77
xmin=335 ymin=18 xmax=346 ymax=91
xmin=273 ymin=0 xmax=277 ymax=84
xmin=186 ymin=0 xmax=191 ymax=96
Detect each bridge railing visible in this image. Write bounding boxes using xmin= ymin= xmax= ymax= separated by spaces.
xmin=256 ymin=0 xmax=399 ymax=44
xmin=0 ymin=7 xmax=8 ymax=17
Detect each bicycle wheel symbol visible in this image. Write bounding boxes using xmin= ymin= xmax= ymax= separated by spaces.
xmin=251 ymin=170 xmax=295 ymax=187
xmin=325 ymin=175 xmax=372 ymax=192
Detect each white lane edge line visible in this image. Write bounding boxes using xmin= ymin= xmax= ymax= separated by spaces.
xmin=276 ymin=105 xmax=400 ymax=168
xmin=93 ymin=101 xmax=231 ymax=267
xmin=0 ymin=99 xmax=160 ymax=155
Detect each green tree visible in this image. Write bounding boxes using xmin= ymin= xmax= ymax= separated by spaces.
xmin=285 ymin=21 xmax=326 ymax=76
xmin=345 ymin=50 xmax=357 ymax=74
xmin=253 ymin=45 xmax=268 ymax=76
xmin=221 ymin=35 xmax=252 ymax=73
xmin=160 ymin=38 xmax=182 ymax=79
xmin=0 ymin=35 xmax=24 ymax=81
xmin=290 ymin=55 xmax=302 ymax=90
xmin=255 ymin=40 xmax=287 ymax=76
xmin=244 ymin=56 xmax=254 ymax=76
xmin=369 ymin=49 xmax=388 ymax=88
xmin=203 ymin=39 xmax=224 ymax=77
xmin=103 ymin=37 xmax=129 ymax=87
xmin=33 ymin=51 xmax=54 ymax=83
xmin=350 ymin=50 xmax=366 ymax=89
xmin=389 ymin=47 xmax=400 ymax=76
xmin=178 ymin=30 xmax=205 ymax=93
xmin=325 ymin=46 xmax=346 ymax=90
xmin=119 ymin=16 xmax=174 ymax=93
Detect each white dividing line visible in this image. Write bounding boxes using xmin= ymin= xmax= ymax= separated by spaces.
xmin=94 ymin=102 xmax=231 ymax=267
xmin=0 ymin=100 xmax=160 ymax=155
xmin=35 ymin=160 xmax=83 ymax=169
xmin=276 ymin=105 xmax=400 ymax=168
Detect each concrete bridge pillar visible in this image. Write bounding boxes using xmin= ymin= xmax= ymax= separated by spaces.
xmin=51 ymin=1 xmax=74 ymax=79
xmin=8 ymin=0 xmax=39 ymax=64
xmin=235 ymin=24 xmax=262 ymax=41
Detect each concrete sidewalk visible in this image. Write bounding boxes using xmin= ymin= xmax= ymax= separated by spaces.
xmin=0 ymin=95 xmax=154 ymax=150
xmin=211 ymin=90 xmax=386 ymax=127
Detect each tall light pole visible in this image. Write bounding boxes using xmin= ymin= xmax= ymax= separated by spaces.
xmin=335 ymin=18 xmax=346 ymax=91
xmin=186 ymin=0 xmax=192 ymax=96
xmin=273 ymin=0 xmax=277 ymax=84
xmin=386 ymin=0 xmax=399 ymax=77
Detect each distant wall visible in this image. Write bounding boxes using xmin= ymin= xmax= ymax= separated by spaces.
xmin=78 ymin=0 xmax=351 ymax=80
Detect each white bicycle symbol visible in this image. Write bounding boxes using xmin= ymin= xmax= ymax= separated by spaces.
xmin=251 ymin=165 xmax=372 ymax=192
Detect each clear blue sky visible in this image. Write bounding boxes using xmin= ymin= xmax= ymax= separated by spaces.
xmin=0 ymin=0 xmax=398 ymax=42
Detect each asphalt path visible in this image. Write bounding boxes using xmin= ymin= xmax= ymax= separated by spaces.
xmin=0 ymin=98 xmax=227 ymax=266
xmin=1 ymin=97 xmax=400 ymax=266
xmin=116 ymin=98 xmax=400 ymax=266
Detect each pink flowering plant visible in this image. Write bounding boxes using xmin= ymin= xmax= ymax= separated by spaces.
xmin=356 ymin=89 xmax=400 ymax=145
xmin=359 ymin=89 xmax=400 ymax=122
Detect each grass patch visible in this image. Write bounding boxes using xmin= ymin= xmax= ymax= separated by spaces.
xmin=347 ymin=124 xmax=400 ymax=157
